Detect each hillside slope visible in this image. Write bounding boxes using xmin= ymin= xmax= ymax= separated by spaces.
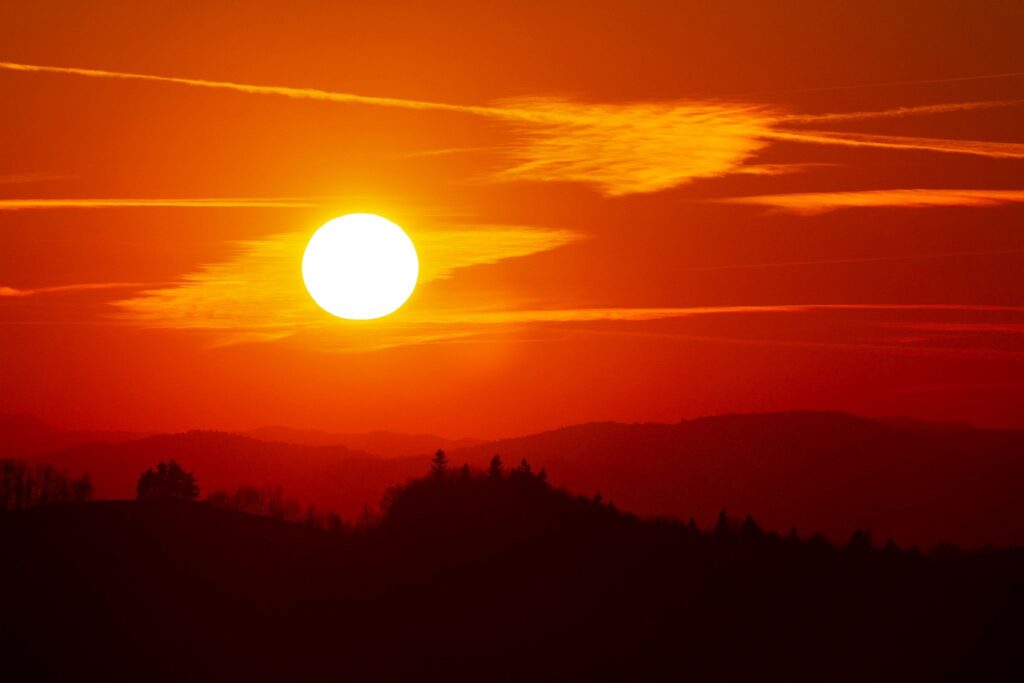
xmin=450 ymin=411 xmax=1024 ymax=547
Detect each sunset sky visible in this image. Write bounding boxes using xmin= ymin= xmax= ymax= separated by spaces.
xmin=2 ymin=1 xmax=1022 ymax=437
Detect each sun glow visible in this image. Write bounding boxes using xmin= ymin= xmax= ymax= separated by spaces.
xmin=301 ymin=214 xmax=419 ymax=320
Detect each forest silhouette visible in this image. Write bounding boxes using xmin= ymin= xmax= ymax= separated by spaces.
xmin=12 ymin=411 xmax=1022 ymax=548
xmin=2 ymin=450 xmax=1022 ymax=682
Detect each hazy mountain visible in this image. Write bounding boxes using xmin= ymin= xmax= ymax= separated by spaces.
xmin=873 ymin=415 xmax=977 ymax=431
xmin=38 ymin=431 xmax=429 ymax=518
xmin=245 ymin=425 xmax=482 ymax=457
xmin=24 ymin=411 xmax=1024 ymax=547
xmin=0 ymin=413 xmax=147 ymax=458
xmin=449 ymin=411 xmax=1024 ymax=548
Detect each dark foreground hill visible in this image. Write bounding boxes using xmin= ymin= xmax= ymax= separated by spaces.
xmin=2 ymin=472 xmax=1022 ymax=682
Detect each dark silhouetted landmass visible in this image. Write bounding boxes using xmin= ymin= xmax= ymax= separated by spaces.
xmin=0 ymin=413 xmax=147 ymax=458
xmin=12 ymin=411 xmax=1024 ymax=547
xmin=450 ymin=411 xmax=1024 ymax=547
xmin=33 ymin=431 xmax=424 ymax=519
xmin=1 ymin=467 xmax=1021 ymax=682
xmin=1 ymin=458 xmax=93 ymax=510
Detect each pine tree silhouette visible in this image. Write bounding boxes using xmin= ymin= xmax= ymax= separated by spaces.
xmin=430 ymin=449 xmax=448 ymax=479
xmin=714 ymin=508 xmax=732 ymax=538
xmin=488 ymin=455 xmax=503 ymax=479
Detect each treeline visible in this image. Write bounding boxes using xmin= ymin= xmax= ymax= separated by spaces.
xmin=206 ymin=485 xmax=347 ymax=532
xmin=0 ymin=459 xmax=93 ymax=511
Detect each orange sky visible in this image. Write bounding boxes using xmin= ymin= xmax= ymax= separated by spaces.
xmin=2 ymin=1 xmax=1022 ymax=437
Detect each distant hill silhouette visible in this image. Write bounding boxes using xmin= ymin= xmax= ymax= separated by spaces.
xmin=2 ymin=472 xmax=1021 ymax=682
xmin=13 ymin=411 xmax=1024 ymax=547
xmin=0 ymin=413 xmax=147 ymax=458
xmin=449 ymin=411 xmax=1024 ymax=548
xmin=245 ymin=425 xmax=483 ymax=457
xmin=37 ymin=431 xmax=426 ymax=518
xmin=874 ymin=415 xmax=977 ymax=431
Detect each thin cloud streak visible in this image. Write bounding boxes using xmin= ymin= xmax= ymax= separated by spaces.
xmin=778 ymin=99 xmax=1024 ymax=124
xmin=720 ymin=188 xmax=1024 ymax=214
xmin=0 ymin=61 xmax=512 ymax=119
xmin=0 ymin=198 xmax=319 ymax=210
xmin=5 ymin=61 xmax=1022 ymax=196
xmin=334 ymin=305 xmax=1024 ymax=357
xmin=412 ymin=303 xmax=1024 ymax=325
xmin=0 ymin=282 xmax=154 ymax=297
xmin=766 ymin=130 xmax=1024 ymax=159
xmin=683 ymin=249 xmax=1024 ymax=271
xmin=0 ymin=172 xmax=70 ymax=185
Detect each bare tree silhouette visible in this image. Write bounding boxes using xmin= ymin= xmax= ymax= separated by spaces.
xmin=1 ymin=459 xmax=93 ymax=510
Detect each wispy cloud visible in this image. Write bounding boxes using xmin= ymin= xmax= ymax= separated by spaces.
xmin=778 ymin=99 xmax=1024 ymax=124
xmin=719 ymin=188 xmax=1024 ymax=214
xmin=114 ymin=225 xmax=582 ymax=338
xmin=766 ymin=130 xmax=1024 ymax=159
xmin=490 ymin=97 xmax=778 ymax=195
xmin=0 ymin=282 xmax=152 ymax=297
xmin=411 ymin=303 xmax=1024 ymax=325
xmin=4 ymin=61 xmax=1021 ymax=196
xmin=328 ymin=303 xmax=1024 ymax=356
xmin=683 ymin=249 xmax=1024 ymax=271
xmin=0 ymin=172 xmax=69 ymax=185
xmin=0 ymin=61 xmax=507 ymax=118
xmin=878 ymin=321 xmax=1024 ymax=334
xmin=888 ymin=381 xmax=1024 ymax=394
xmin=0 ymin=198 xmax=318 ymax=210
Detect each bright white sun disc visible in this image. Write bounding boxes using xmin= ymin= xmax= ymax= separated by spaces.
xmin=302 ymin=213 xmax=419 ymax=320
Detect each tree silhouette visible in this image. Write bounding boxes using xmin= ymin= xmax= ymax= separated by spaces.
xmin=136 ymin=460 xmax=199 ymax=501
xmin=714 ymin=508 xmax=732 ymax=538
xmin=515 ymin=458 xmax=532 ymax=477
xmin=847 ymin=528 xmax=873 ymax=553
xmin=1 ymin=459 xmax=93 ymax=510
xmin=488 ymin=454 xmax=503 ymax=479
xmin=429 ymin=449 xmax=448 ymax=479
xmin=740 ymin=514 xmax=764 ymax=541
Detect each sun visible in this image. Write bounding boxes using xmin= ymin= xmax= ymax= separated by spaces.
xmin=302 ymin=213 xmax=419 ymax=320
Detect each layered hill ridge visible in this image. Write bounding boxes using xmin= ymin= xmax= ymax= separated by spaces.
xmin=449 ymin=411 xmax=1024 ymax=547
xmin=244 ymin=425 xmax=483 ymax=457
xmin=4 ymin=411 xmax=1022 ymax=547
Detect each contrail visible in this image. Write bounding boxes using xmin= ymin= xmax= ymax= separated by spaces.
xmin=779 ymin=99 xmax=1024 ymax=124
xmin=0 ymin=61 xmax=540 ymax=122
xmin=4 ymin=60 xmax=1023 ymax=196
xmin=764 ymin=130 xmax=1024 ymax=159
